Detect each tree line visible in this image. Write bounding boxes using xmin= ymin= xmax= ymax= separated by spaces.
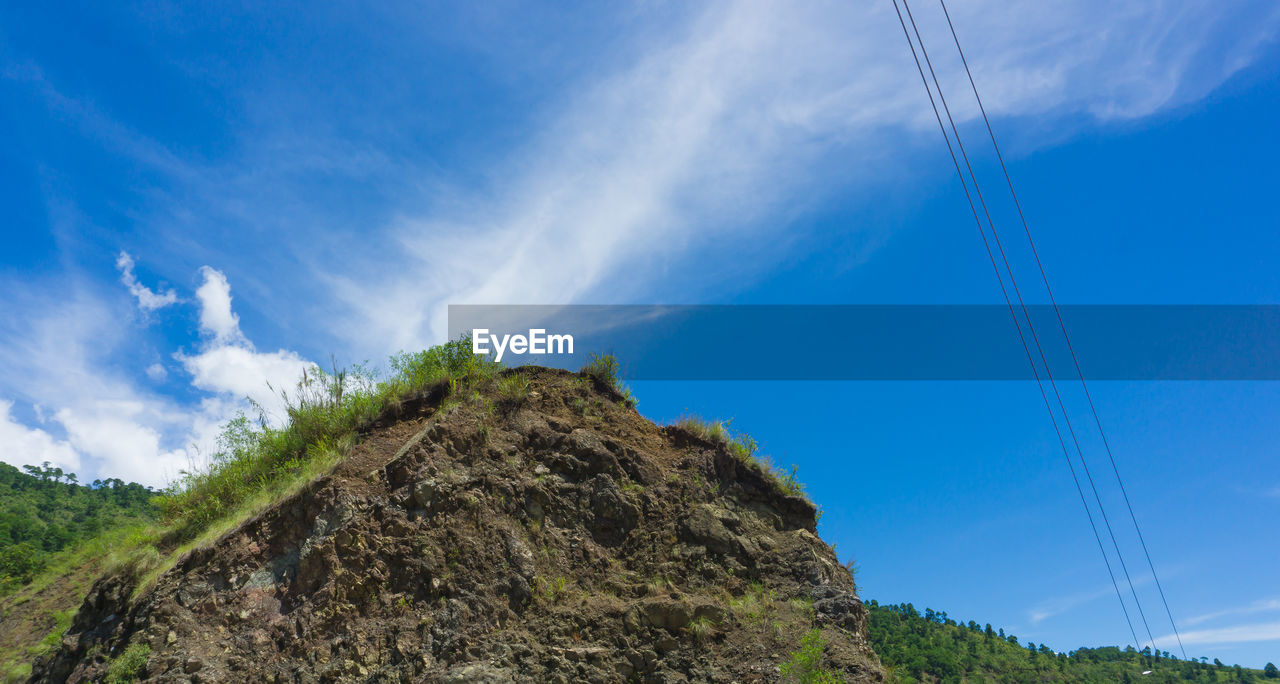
xmin=866 ymin=600 xmax=1276 ymax=683
xmin=0 ymin=462 xmax=156 ymax=593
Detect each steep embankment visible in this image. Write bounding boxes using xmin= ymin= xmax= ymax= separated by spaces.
xmin=33 ymin=368 xmax=883 ymax=682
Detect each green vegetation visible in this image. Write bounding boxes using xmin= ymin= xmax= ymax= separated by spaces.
xmin=0 ymin=462 xmax=155 ymax=595
xmin=867 ymin=600 xmax=1271 ymax=683
xmin=160 ymin=337 xmax=498 ymax=541
xmin=535 ymin=575 xmax=570 ymax=604
xmin=728 ymin=582 xmax=778 ymax=623
xmin=781 ymin=628 xmax=841 ymax=684
xmin=579 ymin=353 xmax=636 ymax=407
xmin=686 ymin=614 xmax=716 ymax=644
xmin=669 ymin=416 xmax=809 ymax=499
xmin=0 ymin=335 xmax=504 ymax=637
xmin=104 ymin=642 xmax=150 ymax=684
xmin=15 ymin=342 xmax=1273 ymax=683
xmin=0 ymin=608 xmax=73 ymax=681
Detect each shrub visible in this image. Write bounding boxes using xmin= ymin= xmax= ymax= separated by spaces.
xmin=781 ymin=628 xmax=841 ymax=684
xmin=579 ymin=353 xmax=620 ymax=386
xmin=388 ymin=335 xmax=497 ymax=394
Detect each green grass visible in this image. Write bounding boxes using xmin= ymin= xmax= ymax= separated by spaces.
xmin=579 ymin=353 xmax=636 ymax=408
xmin=495 ymin=371 xmax=532 ymax=405
xmin=536 ymin=575 xmax=570 ymax=604
xmin=728 ymin=582 xmax=777 ymax=622
xmin=0 ymin=663 xmax=30 ymax=684
xmin=687 ymin=614 xmax=716 ymax=645
xmin=669 ymin=416 xmax=810 ymax=500
xmin=12 ymin=337 xmax=505 ymax=608
xmin=159 ymin=337 xmax=498 ymax=542
xmin=27 ymin=610 xmax=72 ymax=661
xmin=104 ymin=642 xmax=150 ymax=684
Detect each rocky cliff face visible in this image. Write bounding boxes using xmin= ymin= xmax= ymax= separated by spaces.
xmin=34 ymin=368 xmax=883 ymax=683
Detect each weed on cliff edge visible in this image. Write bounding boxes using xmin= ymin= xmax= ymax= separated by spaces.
xmin=157 ymin=336 xmax=499 ymax=542
xmin=669 ymin=417 xmax=809 ymax=500
xmin=579 ymin=353 xmax=637 ymax=408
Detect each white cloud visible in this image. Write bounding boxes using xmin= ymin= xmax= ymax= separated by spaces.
xmin=0 ymin=264 xmax=314 ymax=487
xmin=194 ymin=266 xmax=246 ymax=346
xmin=1155 ymin=621 xmax=1280 ymax=647
xmin=178 ymin=345 xmax=313 ymax=423
xmin=53 ymin=401 xmax=189 ymax=488
xmin=332 ymin=1 xmax=1280 ymax=355
xmin=178 ymin=266 xmax=316 ymax=424
xmin=0 ymin=289 xmax=192 ymax=487
xmin=11 ymin=3 xmax=1277 ymax=362
xmin=1185 ymin=598 xmax=1280 ymax=627
xmin=116 ymin=251 xmax=179 ymax=312
xmin=0 ymin=400 xmax=82 ymax=474
xmin=3 ymin=2 xmax=1278 ymax=485
xmin=146 ymin=363 xmax=168 ymax=381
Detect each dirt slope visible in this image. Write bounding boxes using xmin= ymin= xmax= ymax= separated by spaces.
xmin=32 ymin=368 xmax=883 ymax=683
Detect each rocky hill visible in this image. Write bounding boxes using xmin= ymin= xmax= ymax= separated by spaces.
xmin=31 ymin=366 xmax=883 ymax=683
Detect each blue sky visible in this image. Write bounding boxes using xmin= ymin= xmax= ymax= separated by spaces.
xmin=2 ymin=0 xmax=1279 ymax=668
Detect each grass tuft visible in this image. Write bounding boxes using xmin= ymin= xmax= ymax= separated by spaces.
xmin=669 ymin=417 xmax=809 ymax=500
xmin=579 ymin=353 xmax=636 ymax=408
xmin=687 ymin=615 xmax=716 ymax=645
xmin=104 ymin=642 xmax=150 ymax=684
xmin=496 ymin=371 xmax=531 ymax=406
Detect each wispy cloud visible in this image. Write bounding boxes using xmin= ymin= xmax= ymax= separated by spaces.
xmin=1155 ymin=621 xmax=1280 ymax=647
xmin=1 ymin=1 xmax=1278 ymax=484
xmin=116 ymin=251 xmax=179 ymax=312
xmin=1030 ymin=584 xmax=1124 ymax=625
xmin=1028 ymin=571 xmax=1165 ymax=626
xmin=1185 ymin=597 xmax=1280 ymax=627
xmin=328 ymin=1 xmax=1280 ymax=356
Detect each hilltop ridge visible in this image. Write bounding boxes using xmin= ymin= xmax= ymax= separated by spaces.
xmin=30 ymin=361 xmax=883 ymax=682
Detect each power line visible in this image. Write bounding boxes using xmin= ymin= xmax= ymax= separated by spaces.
xmin=935 ymin=0 xmax=1186 ymax=658
xmin=888 ymin=0 xmax=1142 ymax=650
xmin=896 ymin=0 xmax=1158 ymax=652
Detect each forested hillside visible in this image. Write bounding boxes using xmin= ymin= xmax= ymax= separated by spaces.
xmin=868 ymin=600 xmax=1277 ymax=683
xmin=0 ymin=462 xmax=155 ymax=594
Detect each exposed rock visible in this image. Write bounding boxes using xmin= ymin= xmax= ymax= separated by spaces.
xmin=31 ymin=368 xmax=883 ymax=683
